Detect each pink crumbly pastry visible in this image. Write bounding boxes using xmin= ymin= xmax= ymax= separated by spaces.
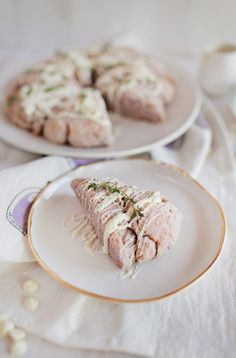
xmin=71 ymin=177 xmax=182 ymax=269
xmin=5 ymin=45 xmax=176 ymax=148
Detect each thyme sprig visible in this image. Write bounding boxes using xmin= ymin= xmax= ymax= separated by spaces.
xmin=26 ymin=86 xmax=32 ymax=96
xmin=88 ymin=181 xmax=144 ymax=219
xmin=7 ymin=95 xmax=18 ymax=107
xmin=131 ymin=206 xmax=144 ymax=220
xmin=44 ymin=84 xmax=65 ymax=92
xmin=79 ymin=92 xmax=87 ymax=102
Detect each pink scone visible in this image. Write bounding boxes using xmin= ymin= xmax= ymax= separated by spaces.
xmin=71 ymin=177 xmax=182 ymax=269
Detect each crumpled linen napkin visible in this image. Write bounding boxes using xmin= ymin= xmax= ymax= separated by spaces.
xmin=0 ymin=99 xmax=235 ymax=358
xmin=151 ymin=114 xmax=212 ymax=178
xmin=0 ymin=156 xmax=98 ymax=262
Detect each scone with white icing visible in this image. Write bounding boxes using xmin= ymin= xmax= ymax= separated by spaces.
xmin=95 ymin=60 xmax=175 ymax=123
xmin=43 ymin=88 xmax=112 ymax=147
xmin=71 ymin=177 xmax=182 ymax=269
xmin=90 ymin=45 xmax=140 ymax=78
xmin=5 ymin=49 xmax=112 ymax=148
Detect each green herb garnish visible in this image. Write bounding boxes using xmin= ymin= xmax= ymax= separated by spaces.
xmin=44 ymin=84 xmax=64 ymax=92
xmin=131 ymin=206 xmax=144 ymax=220
xmin=26 ymin=86 xmax=32 ymax=96
xmin=88 ymin=182 xmax=99 ymax=190
xmin=88 ymin=181 xmax=144 ymax=220
xmin=120 ymin=77 xmax=133 ymax=85
xmin=25 ymin=68 xmax=43 ymax=75
xmin=7 ymin=95 xmax=18 ymax=107
xmin=106 ymin=62 xmax=124 ymax=70
xmin=79 ymin=93 xmax=86 ymax=102
xmin=88 ymin=182 xmax=121 ymax=194
xmin=24 ymin=69 xmax=34 ymax=75
xmin=56 ymin=50 xmax=66 ymax=57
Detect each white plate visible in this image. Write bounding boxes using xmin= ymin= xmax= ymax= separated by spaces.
xmin=0 ymin=62 xmax=201 ymax=158
xmin=28 ymin=159 xmax=225 ymax=303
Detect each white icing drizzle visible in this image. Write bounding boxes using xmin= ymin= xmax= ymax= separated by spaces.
xmin=93 ymin=46 xmax=138 ymax=69
xmin=114 ymin=80 xmax=163 ymax=114
xmin=95 ymin=52 xmax=124 ymax=67
xmin=91 ymin=190 xmax=105 ymax=205
xmin=94 ymin=192 xmax=120 ymax=213
xmin=75 ymin=89 xmax=109 ymax=123
xmin=103 ymin=213 xmax=129 ymax=254
xmin=73 ymin=179 xmax=165 ymax=274
xmin=34 ymin=51 xmax=91 ymax=86
xmin=98 ymin=63 xmax=157 ymax=89
xmin=119 ymin=264 xmax=140 ymax=280
xmin=20 ymin=82 xmax=80 ymax=117
xmin=85 ymin=178 xmax=163 ymax=255
xmin=63 ymin=211 xmax=142 ymax=275
xmin=71 ymin=221 xmax=89 ymax=239
xmin=135 ymin=191 xmax=161 ymax=213
xmin=39 ymin=61 xmax=75 ymax=86
xmin=64 ymin=50 xmax=92 ymax=69
xmin=63 ymin=213 xmax=102 ymax=255
xmin=86 ymin=179 xmax=130 ymax=254
xmin=63 ymin=213 xmax=82 ymax=230
xmin=122 ymin=186 xmax=136 ymax=197
xmin=19 ymin=84 xmax=109 ymax=124
xmin=97 ymin=62 xmax=165 ymax=114
xmin=18 ymin=49 xmax=108 ymax=124
xmin=136 ymin=201 xmax=173 ymax=255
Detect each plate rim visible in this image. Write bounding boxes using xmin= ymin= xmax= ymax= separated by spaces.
xmin=0 ymin=64 xmax=202 ymax=158
xmin=27 ymin=159 xmax=226 ymax=303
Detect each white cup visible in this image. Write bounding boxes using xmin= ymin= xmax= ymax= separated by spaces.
xmin=199 ymin=44 xmax=236 ymax=97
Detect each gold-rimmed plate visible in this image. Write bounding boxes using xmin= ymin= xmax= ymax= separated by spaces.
xmin=27 ymin=159 xmax=225 ymax=303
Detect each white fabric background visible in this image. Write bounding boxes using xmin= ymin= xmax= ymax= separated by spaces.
xmin=0 ymin=0 xmax=236 ymax=55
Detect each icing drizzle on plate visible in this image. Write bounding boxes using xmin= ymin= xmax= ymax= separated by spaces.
xmin=63 ymin=212 xmax=141 ymax=279
xmin=63 ymin=212 xmax=102 ymax=255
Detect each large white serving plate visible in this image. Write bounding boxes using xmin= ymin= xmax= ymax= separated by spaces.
xmin=27 ymin=159 xmax=225 ymax=302
xmin=0 ymin=60 xmax=201 ymax=158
